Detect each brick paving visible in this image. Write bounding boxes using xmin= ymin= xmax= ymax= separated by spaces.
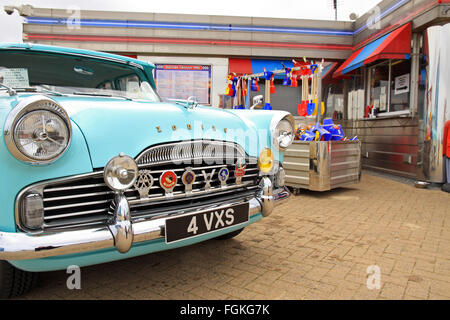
xmin=17 ymin=172 xmax=450 ymax=300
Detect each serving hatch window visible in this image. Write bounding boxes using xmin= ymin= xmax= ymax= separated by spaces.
xmin=367 ymin=59 xmax=411 ymax=114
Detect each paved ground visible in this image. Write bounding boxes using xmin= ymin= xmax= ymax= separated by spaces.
xmin=17 ymin=171 xmax=450 ymax=300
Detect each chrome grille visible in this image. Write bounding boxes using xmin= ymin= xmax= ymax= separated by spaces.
xmin=136 ymin=140 xmax=247 ymax=165
xmin=30 ymin=141 xmax=259 ymax=231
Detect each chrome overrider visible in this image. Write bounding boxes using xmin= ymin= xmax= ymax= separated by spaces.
xmin=0 ymin=177 xmax=290 ymax=261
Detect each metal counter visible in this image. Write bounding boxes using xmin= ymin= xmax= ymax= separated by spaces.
xmin=284 ymin=140 xmax=361 ymax=191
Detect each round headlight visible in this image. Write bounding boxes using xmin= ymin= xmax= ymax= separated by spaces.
xmin=275 ymin=120 xmax=294 ymax=149
xmin=104 ymin=154 xmax=138 ymax=191
xmin=271 ymin=113 xmax=295 ymax=151
xmin=14 ymin=110 xmax=70 ymax=161
xmin=4 ymin=96 xmax=72 ymax=164
xmin=258 ymin=148 xmax=274 ymax=174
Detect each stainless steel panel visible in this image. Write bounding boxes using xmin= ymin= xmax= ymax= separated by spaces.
xmin=338 ymin=117 xmax=419 ymax=179
xmin=284 ymin=141 xmax=310 ymax=189
xmin=329 ymin=141 xmax=361 ymax=188
xmin=364 ymin=159 xmax=417 ymax=178
xmin=309 ymin=141 xmax=331 ymax=191
xmin=284 ymin=140 xmax=361 ymax=191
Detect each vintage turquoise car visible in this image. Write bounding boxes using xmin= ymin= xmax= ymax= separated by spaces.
xmin=0 ymin=43 xmax=293 ymax=298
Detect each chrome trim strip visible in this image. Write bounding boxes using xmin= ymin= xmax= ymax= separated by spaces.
xmin=44 ymin=208 xmax=109 ymax=220
xmin=44 ymin=183 xmax=107 ymax=192
xmin=1 ymin=187 xmax=290 ymax=260
xmin=43 ymin=191 xmax=114 ymax=202
xmin=44 ymin=209 xmax=109 ymax=221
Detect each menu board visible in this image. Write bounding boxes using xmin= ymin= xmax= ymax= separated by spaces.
xmin=154 ymin=64 xmax=211 ymax=104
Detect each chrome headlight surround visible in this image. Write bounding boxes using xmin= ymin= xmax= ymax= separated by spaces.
xmin=270 ymin=112 xmax=295 ymax=151
xmin=4 ymin=95 xmax=72 ymax=165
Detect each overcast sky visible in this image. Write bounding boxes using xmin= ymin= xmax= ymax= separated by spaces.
xmin=0 ymin=0 xmax=381 ymax=42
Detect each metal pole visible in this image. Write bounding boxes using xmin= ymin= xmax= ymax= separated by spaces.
xmin=409 ymin=32 xmax=420 ymax=117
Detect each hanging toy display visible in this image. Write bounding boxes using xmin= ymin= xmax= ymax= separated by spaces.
xmin=307 ymin=64 xmax=318 ymax=116
xmin=263 ymin=70 xmax=274 ymax=110
xmin=242 ymin=78 xmax=247 ymax=98
xmin=232 ymin=77 xmax=238 ymax=98
xmin=251 ymin=78 xmax=259 ymax=92
xmin=290 ymin=74 xmax=298 ymax=87
xmin=233 ymin=77 xmax=245 ymax=109
xmin=227 ymin=58 xmax=326 ymax=114
xmin=283 ymin=68 xmax=292 ymax=86
xmin=225 ymin=74 xmax=235 ymax=97
xmin=270 ymin=74 xmax=275 ymax=94
xmin=245 ymin=77 xmax=251 ymax=108
xmin=297 ymin=63 xmax=310 ymax=116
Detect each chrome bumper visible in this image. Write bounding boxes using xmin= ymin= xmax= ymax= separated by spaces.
xmin=0 ymin=177 xmax=290 ymax=261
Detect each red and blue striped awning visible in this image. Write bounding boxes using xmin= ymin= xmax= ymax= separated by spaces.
xmin=333 ymin=23 xmax=411 ymax=78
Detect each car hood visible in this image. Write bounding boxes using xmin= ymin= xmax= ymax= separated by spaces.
xmin=48 ymin=96 xmax=258 ymax=168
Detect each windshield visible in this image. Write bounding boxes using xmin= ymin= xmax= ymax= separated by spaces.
xmin=0 ymin=50 xmax=160 ymax=102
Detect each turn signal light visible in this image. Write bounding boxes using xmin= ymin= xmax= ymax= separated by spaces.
xmin=258 ymin=148 xmax=274 ymax=174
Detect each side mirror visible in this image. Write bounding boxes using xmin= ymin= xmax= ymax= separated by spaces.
xmin=187 ymin=96 xmax=198 ymax=109
xmin=251 ymin=95 xmax=264 ymax=109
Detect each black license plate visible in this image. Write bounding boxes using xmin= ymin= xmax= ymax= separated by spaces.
xmin=165 ymin=202 xmax=249 ymax=243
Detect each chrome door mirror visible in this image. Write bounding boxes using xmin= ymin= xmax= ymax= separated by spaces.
xmin=187 ymin=96 xmax=198 ymax=109
xmin=251 ymin=95 xmax=264 ymax=109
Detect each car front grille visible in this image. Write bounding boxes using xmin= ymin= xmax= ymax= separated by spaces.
xmin=23 ymin=141 xmax=260 ymax=231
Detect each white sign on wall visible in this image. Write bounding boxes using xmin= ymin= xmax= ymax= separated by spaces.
xmin=394 ymin=73 xmax=410 ymax=95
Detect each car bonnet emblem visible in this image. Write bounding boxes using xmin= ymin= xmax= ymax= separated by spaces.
xmin=181 ymin=168 xmax=196 ymax=194
xmin=201 ymin=169 xmax=216 ymax=191
xmin=234 ymin=158 xmax=246 ymax=184
xmin=134 ymin=169 xmax=154 ymax=199
xmin=218 ymin=167 xmax=229 ymax=187
xmin=160 ymin=170 xmax=177 ymax=196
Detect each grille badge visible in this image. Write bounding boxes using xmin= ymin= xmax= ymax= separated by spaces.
xmin=181 ymin=167 xmax=196 ymax=194
xmin=218 ymin=167 xmax=229 ymax=187
xmin=235 ymin=158 xmax=246 ymax=185
xmin=201 ymin=169 xmax=216 ymax=191
xmin=160 ymin=170 xmax=177 ymax=196
xmin=134 ymin=169 xmax=154 ymax=199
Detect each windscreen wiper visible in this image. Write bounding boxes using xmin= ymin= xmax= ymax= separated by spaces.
xmin=73 ymin=91 xmax=132 ymax=100
xmin=3 ymin=86 xmax=64 ymax=96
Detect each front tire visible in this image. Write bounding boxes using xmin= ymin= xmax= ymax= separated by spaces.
xmin=0 ymin=261 xmax=39 ymax=299
xmin=214 ymin=227 xmax=245 ymax=240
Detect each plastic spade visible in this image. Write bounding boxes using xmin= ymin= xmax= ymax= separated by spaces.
xmin=298 ymin=75 xmax=307 ymax=116
xmin=306 ymin=76 xmax=315 ymax=115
